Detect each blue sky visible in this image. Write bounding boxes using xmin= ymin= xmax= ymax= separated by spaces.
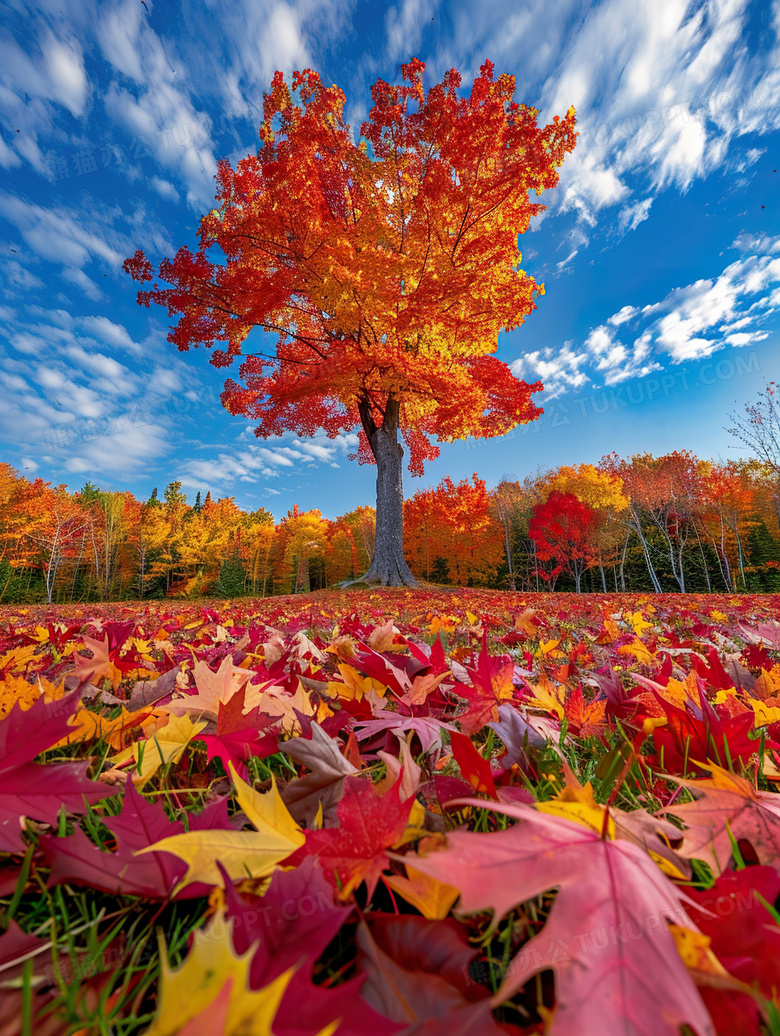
xmin=1 ymin=0 xmax=778 ymax=520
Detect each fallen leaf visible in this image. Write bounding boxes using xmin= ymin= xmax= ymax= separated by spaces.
xmin=411 ymin=799 xmax=714 ymax=1036
xmin=662 ymin=763 xmax=780 ymax=874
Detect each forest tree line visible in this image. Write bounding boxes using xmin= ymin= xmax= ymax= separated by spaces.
xmin=0 ymin=450 xmax=778 ymax=603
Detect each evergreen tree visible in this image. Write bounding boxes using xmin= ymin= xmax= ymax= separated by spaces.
xmin=164 ymin=481 xmax=187 ymax=509
xmin=217 ymin=549 xmax=246 ymax=598
xmin=78 ymin=482 xmax=102 ymax=507
xmin=431 ymin=556 xmax=450 ymax=584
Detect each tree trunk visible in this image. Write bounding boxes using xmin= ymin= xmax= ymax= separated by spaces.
xmin=628 ymin=509 xmax=662 ymax=593
xmin=619 ymin=529 xmax=630 ymax=591
xmin=359 ymin=394 xmax=417 ymax=587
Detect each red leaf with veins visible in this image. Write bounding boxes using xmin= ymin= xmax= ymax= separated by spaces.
xmin=449 ymin=730 xmax=497 ymax=798
xmin=41 ymin=781 xmax=231 ymax=899
xmin=686 ymin=867 xmax=780 ymax=1036
xmin=648 ymin=691 xmax=757 ymax=775
xmin=305 ymin=776 xmax=414 ymax=900
xmin=0 ymin=691 xmax=111 ymax=852
xmin=221 ymin=857 xmax=399 ymax=1036
xmin=410 ymin=799 xmax=714 ymax=1036
xmin=356 ymin=914 xmax=506 ymax=1035
xmin=200 ymin=685 xmax=280 ymax=779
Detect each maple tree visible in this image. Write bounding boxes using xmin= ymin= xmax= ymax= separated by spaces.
xmin=529 ymin=490 xmax=598 ymax=592
xmin=124 ymin=60 xmax=577 ymax=585
xmin=404 ymin=475 xmax=503 ymax=585
xmin=540 ymin=463 xmax=628 ymax=591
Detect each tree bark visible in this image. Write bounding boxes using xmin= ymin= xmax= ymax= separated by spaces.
xmin=359 ymin=394 xmax=417 ymax=587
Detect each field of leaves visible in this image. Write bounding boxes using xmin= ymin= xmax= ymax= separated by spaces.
xmin=1 ymin=588 xmax=780 ymax=1035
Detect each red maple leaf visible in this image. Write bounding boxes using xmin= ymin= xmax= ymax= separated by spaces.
xmin=305 ymin=776 xmax=415 ymax=900
xmin=0 ymin=691 xmax=111 ymax=852
xmin=449 ymin=730 xmax=497 ymax=798
xmin=686 ymin=867 xmax=780 ymax=1036
xmin=200 ymin=685 xmax=280 ymax=779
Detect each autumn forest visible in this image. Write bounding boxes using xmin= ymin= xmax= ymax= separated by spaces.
xmin=2 ymin=449 xmax=778 ymax=605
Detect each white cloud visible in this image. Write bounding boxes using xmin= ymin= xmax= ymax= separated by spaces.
xmin=511 ymin=343 xmax=590 ymax=399
xmin=180 ymin=430 xmax=360 ymax=491
xmin=0 ymin=134 xmax=22 ymax=170
xmin=150 ymin=176 xmax=179 ymax=202
xmin=617 ymin=198 xmax=652 ymax=235
xmin=425 ymin=0 xmax=779 ymax=251
xmin=732 ymin=232 xmax=780 ymax=255
xmin=725 ymin=330 xmax=769 ymax=346
xmin=0 ymin=194 xmax=124 ymax=269
xmin=556 ymin=249 xmax=578 ymax=272
xmin=6 ymin=260 xmax=44 ymax=291
xmin=581 ymin=323 xmax=660 ymax=383
xmin=579 ymin=252 xmax=780 ymax=374
xmin=62 ymin=421 xmax=170 ymax=476
xmin=41 ymin=34 xmax=89 ymax=117
xmin=61 ymin=266 xmax=104 ymax=301
xmin=608 ymin=305 xmax=639 ymax=326
xmin=560 ymin=155 xmax=628 ymax=224
xmin=651 ymin=117 xmax=708 ymax=191
xmin=76 ymin=316 xmax=141 ymax=355
xmin=386 ymin=0 xmax=440 ymax=61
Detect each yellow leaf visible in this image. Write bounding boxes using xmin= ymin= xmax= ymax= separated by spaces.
xmin=630 ymin=612 xmax=653 ymax=637
xmin=113 ymin=713 xmax=207 ymax=786
xmin=326 ymin=663 xmax=385 ymax=702
xmin=617 ymin=638 xmax=655 ymax=664
xmin=538 ymin=638 xmax=560 ymax=657
xmin=52 ymin=706 xmax=151 ymax=749
xmin=712 ymin=686 xmax=738 ymax=705
xmin=228 ymin=762 xmax=304 ymax=851
xmin=384 ymin=865 xmax=459 ymax=919
xmin=536 ymin=780 xmax=615 ymax=839
xmin=137 ymin=829 xmax=300 ymax=891
xmin=756 ymin=666 xmax=780 ymax=697
xmin=0 ymin=673 xmax=42 ymax=719
xmin=312 ymin=800 xmax=324 ymax=830
xmin=524 ymin=672 xmax=565 ymax=719
xmin=165 ymin=655 xmax=252 ymax=719
xmin=656 ymin=672 xmax=700 ymax=709
xmin=143 ymin=912 xmax=297 ymax=1036
xmin=669 ymin=924 xmax=727 ymax=977
xmin=0 ymin=644 xmax=38 ymax=675
xmin=428 ymin=615 xmax=456 ymax=637
xmin=602 ymin=618 xmax=621 ymax=642
xmin=137 ymin=765 xmax=305 ymax=890
xmin=749 ymin=699 xmax=780 ymax=727
xmin=393 ymin=799 xmax=427 ymax=847
xmin=649 ymin=850 xmax=688 ymax=880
